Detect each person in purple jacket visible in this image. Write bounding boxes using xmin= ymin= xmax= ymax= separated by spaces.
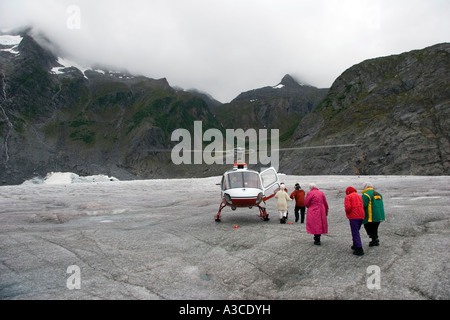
xmin=305 ymin=183 xmax=329 ymax=245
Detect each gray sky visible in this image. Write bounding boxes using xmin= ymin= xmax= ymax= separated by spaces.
xmin=1 ymin=0 xmax=449 ymax=102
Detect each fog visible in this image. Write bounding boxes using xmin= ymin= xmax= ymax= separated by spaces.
xmin=1 ymin=0 xmax=449 ymax=102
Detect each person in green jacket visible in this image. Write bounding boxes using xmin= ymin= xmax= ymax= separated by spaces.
xmin=361 ymin=182 xmax=386 ymax=247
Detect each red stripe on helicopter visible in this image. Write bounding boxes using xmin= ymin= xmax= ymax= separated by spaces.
xmin=230 ymin=197 xmax=258 ymax=207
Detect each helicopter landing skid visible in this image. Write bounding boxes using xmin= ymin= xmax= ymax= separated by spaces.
xmin=215 ymin=200 xmax=227 ymax=222
xmin=215 ymin=200 xmax=270 ymax=222
xmin=257 ymin=205 xmax=270 ymax=221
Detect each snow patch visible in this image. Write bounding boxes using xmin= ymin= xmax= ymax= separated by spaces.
xmin=0 ymin=35 xmax=22 ymax=55
xmin=0 ymin=46 xmax=20 ymax=55
xmin=23 ymin=172 xmax=119 ymax=185
xmin=0 ymin=35 xmax=22 ymax=46
xmin=51 ymin=57 xmax=90 ymax=79
xmin=50 ymin=59 xmax=132 ymax=80
xmin=273 ymin=83 xmax=285 ymax=89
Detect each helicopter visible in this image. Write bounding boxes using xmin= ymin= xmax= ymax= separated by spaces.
xmin=150 ymin=136 xmax=356 ymax=222
xmin=214 ymin=148 xmax=281 ymax=222
xmin=213 ymin=143 xmax=358 ymax=222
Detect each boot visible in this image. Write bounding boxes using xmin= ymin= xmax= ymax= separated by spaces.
xmin=369 ymin=237 xmax=380 ymax=247
xmin=314 ymin=235 xmax=321 ymax=245
xmin=353 ymin=247 xmax=364 ymax=256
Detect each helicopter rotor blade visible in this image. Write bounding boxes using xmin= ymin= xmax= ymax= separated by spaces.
xmin=142 ymin=144 xmax=357 ymax=156
xmin=273 ymin=144 xmax=357 ymax=151
xmin=241 ymin=144 xmax=358 ymax=153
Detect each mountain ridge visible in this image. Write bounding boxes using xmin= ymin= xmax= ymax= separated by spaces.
xmin=1 ymin=28 xmax=448 ymax=184
xmin=211 ymin=73 xmax=328 ymax=137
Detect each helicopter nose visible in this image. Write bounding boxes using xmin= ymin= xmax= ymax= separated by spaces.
xmin=224 ymin=193 xmax=233 ymax=205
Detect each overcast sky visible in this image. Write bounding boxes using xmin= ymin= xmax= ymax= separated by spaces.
xmin=1 ymin=0 xmax=449 ymax=102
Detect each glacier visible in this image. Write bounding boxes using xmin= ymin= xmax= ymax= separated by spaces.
xmin=0 ymin=174 xmax=449 ymax=300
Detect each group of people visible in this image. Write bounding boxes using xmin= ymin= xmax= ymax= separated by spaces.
xmin=274 ymin=181 xmax=386 ymax=256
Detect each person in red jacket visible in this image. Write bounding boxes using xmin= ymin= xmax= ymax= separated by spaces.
xmin=344 ymin=186 xmax=365 ymax=256
xmin=290 ymin=183 xmax=306 ymax=223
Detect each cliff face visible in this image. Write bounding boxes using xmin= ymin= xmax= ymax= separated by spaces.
xmin=281 ymin=43 xmax=450 ymax=175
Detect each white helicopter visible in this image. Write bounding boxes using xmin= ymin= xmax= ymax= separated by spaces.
xmin=215 ymin=148 xmax=280 ymax=222
xmin=214 ymin=143 xmax=358 ymax=222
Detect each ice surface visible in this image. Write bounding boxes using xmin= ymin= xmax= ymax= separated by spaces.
xmin=0 ymin=174 xmax=449 ymax=300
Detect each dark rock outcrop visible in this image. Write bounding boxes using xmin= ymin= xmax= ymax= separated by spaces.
xmin=281 ymin=43 xmax=450 ymax=175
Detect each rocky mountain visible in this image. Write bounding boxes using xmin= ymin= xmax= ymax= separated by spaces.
xmin=211 ymin=74 xmax=328 ymax=141
xmin=0 ymin=30 xmax=225 ymax=185
xmin=280 ymin=43 xmax=450 ymax=176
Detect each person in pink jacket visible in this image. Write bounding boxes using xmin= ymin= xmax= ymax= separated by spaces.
xmin=305 ymin=183 xmax=329 ymax=245
xmin=344 ymin=186 xmax=365 ymax=256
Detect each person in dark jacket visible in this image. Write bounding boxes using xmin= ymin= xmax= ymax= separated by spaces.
xmin=290 ymin=183 xmax=306 ymax=223
xmin=345 ymin=186 xmax=365 ymax=256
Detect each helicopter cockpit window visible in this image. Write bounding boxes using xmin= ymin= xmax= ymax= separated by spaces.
xmin=227 ymin=172 xmax=261 ymax=189
xmin=228 ymin=172 xmax=243 ymax=189
xmin=243 ymin=172 xmax=261 ymax=189
xmin=221 ymin=175 xmax=229 ymax=190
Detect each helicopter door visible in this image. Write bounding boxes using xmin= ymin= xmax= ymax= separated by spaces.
xmin=260 ymin=167 xmax=280 ymax=196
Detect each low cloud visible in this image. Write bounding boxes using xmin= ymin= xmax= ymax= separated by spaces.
xmin=1 ymin=0 xmax=449 ymax=102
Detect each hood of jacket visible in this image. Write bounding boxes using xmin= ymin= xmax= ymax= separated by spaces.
xmin=346 ymin=186 xmax=357 ymax=195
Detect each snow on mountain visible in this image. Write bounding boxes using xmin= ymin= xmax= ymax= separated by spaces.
xmin=51 ymin=57 xmax=91 ymax=78
xmin=50 ymin=56 xmax=135 ymax=80
xmin=0 ymin=33 xmax=90 ymax=76
xmin=0 ymin=34 xmax=23 ymax=55
xmin=0 ymin=34 xmax=22 ymax=46
xmin=0 ymin=33 xmax=94 ymax=78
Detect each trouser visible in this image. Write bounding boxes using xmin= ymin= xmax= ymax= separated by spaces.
xmin=279 ymin=211 xmax=288 ymax=219
xmin=294 ymin=206 xmax=306 ymax=223
xmin=349 ymin=219 xmax=363 ymax=248
xmin=364 ymin=221 xmax=381 ymax=240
